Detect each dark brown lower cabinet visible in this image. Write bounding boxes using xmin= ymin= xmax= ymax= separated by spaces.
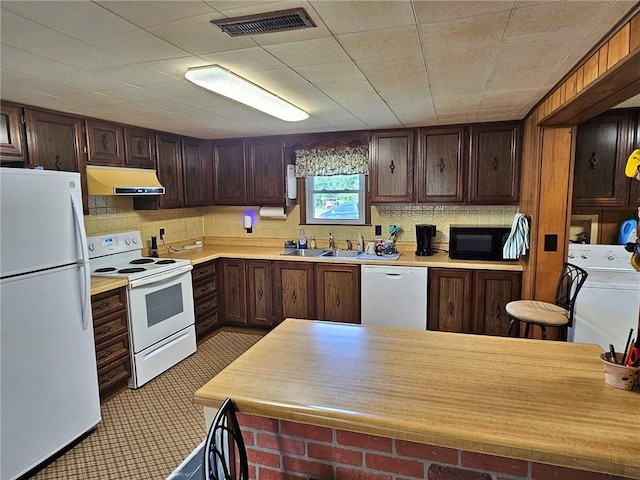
xmin=192 ymin=259 xmax=219 ymax=341
xmin=272 ymin=261 xmax=315 ymax=325
xmin=247 ymin=260 xmax=273 ymax=328
xmin=221 ymin=258 xmax=247 ymax=325
xmin=91 ymin=287 xmax=131 ymax=402
xmin=428 ymin=268 xmax=521 ymax=336
xmin=315 ymin=264 xmax=360 ymax=324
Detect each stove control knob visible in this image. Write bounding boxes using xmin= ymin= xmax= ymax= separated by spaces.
xmin=88 ymin=243 xmax=94 ymax=252
xmin=607 ymin=254 xmax=615 ymax=261
xmin=125 ymin=238 xmax=131 ymax=245
xmin=581 ymin=254 xmax=587 ymax=260
xmin=132 ymin=237 xmax=138 ymax=244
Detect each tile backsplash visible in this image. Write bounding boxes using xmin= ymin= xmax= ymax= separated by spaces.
xmin=84 ymin=196 xmax=518 ymax=250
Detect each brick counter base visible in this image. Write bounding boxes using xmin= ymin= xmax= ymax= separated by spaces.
xmin=236 ymin=413 xmax=634 ymax=480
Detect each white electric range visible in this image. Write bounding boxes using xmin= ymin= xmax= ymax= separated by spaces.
xmin=88 ymin=231 xmax=196 ymax=389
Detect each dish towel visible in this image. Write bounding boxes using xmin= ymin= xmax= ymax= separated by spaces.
xmin=503 ymin=213 xmax=530 ymax=260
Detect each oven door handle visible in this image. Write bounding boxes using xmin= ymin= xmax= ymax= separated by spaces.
xmin=128 ymin=264 xmax=193 ymax=289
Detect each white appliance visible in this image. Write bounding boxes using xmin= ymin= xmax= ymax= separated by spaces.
xmin=0 ymin=169 xmax=101 ymax=480
xmin=361 ymin=265 xmax=428 ymax=330
xmin=88 ymin=231 xmax=196 ymax=388
xmin=567 ymin=244 xmax=640 ymax=351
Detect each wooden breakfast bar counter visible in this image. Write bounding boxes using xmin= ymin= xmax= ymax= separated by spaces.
xmin=194 ymin=319 xmax=640 ymax=480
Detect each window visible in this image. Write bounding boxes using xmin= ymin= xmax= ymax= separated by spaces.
xmin=305 ymin=174 xmax=366 ymax=225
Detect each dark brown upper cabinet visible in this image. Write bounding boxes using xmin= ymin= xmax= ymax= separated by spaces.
xmin=213 ymin=138 xmax=246 ymax=205
xmin=0 ymin=102 xmax=26 ymax=163
xmin=182 ymin=137 xmax=207 ymax=207
xmin=467 ymin=122 xmax=521 ymax=205
xmin=124 ymin=126 xmax=156 ymax=169
xmin=246 ymin=136 xmax=285 ymax=206
xmin=212 ymin=136 xmax=286 ymax=206
xmin=135 ymin=133 xmax=184 ymax=210
xmin=573 ymin=110 xmax=633 ymax=208
xmin=86 ymin=119 xmax=125 ymax=166
xmin=416 ymin=126 xmax=466 ymax=204
xmin=24 ymin=109 xmax=85 ymax=173
xmin=370 ymin=129 xmax=414 ymax=203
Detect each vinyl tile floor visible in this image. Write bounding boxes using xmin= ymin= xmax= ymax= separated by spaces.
xmin=30 ymin=330 xmax=262 ymax=480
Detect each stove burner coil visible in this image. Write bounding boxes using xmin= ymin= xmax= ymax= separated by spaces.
xmin=118 ymin=267 xmax=146 ymax=274
xmin=130 ymin=258 xmax=155 ymax=264
xmin=95 ymin=267 xmax=117 ymax=273
xmin=155 ymin=259 xmax=176 ymax=264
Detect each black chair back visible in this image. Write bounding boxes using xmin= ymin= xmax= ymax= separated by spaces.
xmin=203 ymin=397 xmax=249 ymax=480
xmin=555 ymin=262 xmax=588 ymax=327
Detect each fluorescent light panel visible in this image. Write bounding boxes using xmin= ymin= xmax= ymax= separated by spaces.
xmin=184 ymin=65 xmax=308 ymax=122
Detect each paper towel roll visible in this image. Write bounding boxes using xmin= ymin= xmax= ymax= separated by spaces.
xmin=259 ymin=206 xmax=287 ymax=219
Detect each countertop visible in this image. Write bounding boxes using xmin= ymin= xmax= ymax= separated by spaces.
xmin=193 ymin=319 xmax=640 ymax=479
xmin=90 ymin=240 xmax=522 ymax=295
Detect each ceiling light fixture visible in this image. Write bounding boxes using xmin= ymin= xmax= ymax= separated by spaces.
xmin=184 ymin=65 xmax=308 ymax=122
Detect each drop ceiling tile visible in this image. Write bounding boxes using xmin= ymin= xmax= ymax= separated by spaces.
xmin=475 ymin=107 xmax=524 ymax=122
xmin=336 ymin=25 xmax=422 ymax=60
xmin=414 ymin=1 xmax=513 ymax=25
xmin=314 ymin=80 xmax=379 ymax=104
xmin=26 ymin=40 xmax=124 ymax=70
xmin=432 ymin=93 xmax=482 ymax=114
xmin=97 ymin=1 xmax=216 ymax=28
xmin=143 ymin=81 xmax=206 ymax=98
xmin=82 ymin=30 xmax=189 ymax=63
xmin=1 ymin=1 xmax=139 ymax=40
xmin=199 ymin=47 xmax=286 ymax=72
xmin=504 ymin=1 xmax=613 ymax=39
xmin=0 ymin=8 xmax=74 ymax=49
xmin=427 ymin=45 xmax=497 ymax=94
xmin=308 ymin=0 xmax=415 ymax=34
xmin=142 ymin=57 xmax=212 ymax=80
xmin=264 ymin=37 xmax=350 ymax=66
xmin=385 ymin=88 xmax=436 ymax=115
xmin=48 ymin=69 xmax=129 ymax=92
xmin=479 ymin=89 xmax=540 ymax=109
xmin=65 ymin=92 xmax=130 ymax=106
xmin=294 ymin=62 xmax=364 ymax=83
xmin=97 ymin=86 xmax=165 ymax=102
xmin=418 ymin=10 xmax=510 ymax=50
xmin=89 ymin=64 xmax=176 ymax=87
xmin=146 ymin=12 xmax=255 ymax=55
xmin=436 ymin=111 xmax=479 ymax=125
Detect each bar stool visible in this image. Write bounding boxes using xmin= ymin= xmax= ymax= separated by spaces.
xmin=204 ymin=397 xmax=249 ymax=480
xmin=505 ymin=262 xmax=588 ymax=340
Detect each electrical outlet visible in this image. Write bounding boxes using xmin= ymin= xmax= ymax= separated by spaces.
xmin=159 ymin=228 xmax=165 ymax=240
xmin=375 ymin=225 xmax=382 ymax=236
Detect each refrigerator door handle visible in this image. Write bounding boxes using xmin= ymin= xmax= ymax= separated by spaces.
xmin=70 ymin=192 xmax=91 ymax=331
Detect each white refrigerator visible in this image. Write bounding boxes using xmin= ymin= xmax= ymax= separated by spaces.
xmin=0 ymin=168 xmax=101 ymax=480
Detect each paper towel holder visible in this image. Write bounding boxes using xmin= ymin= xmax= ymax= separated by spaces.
xmin=259 ymin=206 xmax=287 ymax=219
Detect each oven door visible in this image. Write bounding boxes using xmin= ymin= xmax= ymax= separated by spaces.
xmin=127 ymin=265 xmax=195 ymax=354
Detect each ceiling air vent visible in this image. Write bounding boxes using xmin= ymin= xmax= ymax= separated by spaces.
xmin=211 ymin=8 xmax=316 ymax=37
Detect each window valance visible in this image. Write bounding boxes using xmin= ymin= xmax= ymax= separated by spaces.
xmin=294 ymin=146 xmax=369 ymax=177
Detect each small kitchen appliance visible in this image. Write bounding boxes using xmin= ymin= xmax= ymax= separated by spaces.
xmin=88 ymin=231 xmax=196 ymax=389
xmin=416 ymin=224 xmax=436 ymax=256
xmin=449 ymin=225 xmax=511 ymax=261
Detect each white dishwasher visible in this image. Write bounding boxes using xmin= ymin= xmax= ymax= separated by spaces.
xmin=361 ymin=265 xmax=428 ymax=330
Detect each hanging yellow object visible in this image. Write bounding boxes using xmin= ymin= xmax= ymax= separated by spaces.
xmin=625 ymin=149 xmax=640 ymax=178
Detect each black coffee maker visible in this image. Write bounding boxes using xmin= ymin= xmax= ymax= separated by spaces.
xmin=415 ymin=224 xmax=436 ymax=256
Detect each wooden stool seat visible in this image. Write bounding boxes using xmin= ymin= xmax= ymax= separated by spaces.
xmin=505 ymin=300 xmax=569 ymax=326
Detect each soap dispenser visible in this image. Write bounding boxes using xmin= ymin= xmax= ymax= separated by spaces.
xmin=357 ymin=233 xmax=364 ymax=253
xmin=299 ymin=229 xmax=308 ymax=249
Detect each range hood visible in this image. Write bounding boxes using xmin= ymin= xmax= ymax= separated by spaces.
xmin=86 ymin=166 xmax=165 ymax=196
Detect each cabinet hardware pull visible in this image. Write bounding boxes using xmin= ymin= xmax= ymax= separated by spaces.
xmin=335 ymin=294 xmax=341 ymax=306
xmin=55 ymin=155 xmax=62 ymax=170
xmin=200 ymin=286 xmax=209 ymax=293
xmin=493 ymin=304 xmax=501 ymax=319
xmin=103 ymin=371 xmax=117 ymax=382
xmin=96 ymin=325 xmax=111 ymax=335
xmin=291 ymin=290 xmax=297 ymax=303
xmin=389 ymin=160 xmax=396 ymax=174
xmin=447 ymin=302 xmax=455 ymax=315
xmin=101 ymin=133 xmax=109 ymax=150
xmin=96 ymin=300 xmax=110 ymax=311
xmin=202 ymin=318 xmax=211 ymax=326
xmin=589 ymin=152 xmax=599 ymax=169
xmin=438 ymin=158 xmax=445 ymax=172
xmin=493 ymin=156 xmax=499 ymax=171
xmin=99 ymin=349 xmax=113 ymax=359
xmin=231 ymin=287 xmax=237 ymax=299
xmin=203 ymin=303 xmax=211 ymax=310
xmin=257 ymin=288 xmax=263 ymax=301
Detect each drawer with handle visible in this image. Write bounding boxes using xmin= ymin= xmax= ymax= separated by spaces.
xmin=95 ymin=333 xmax=129 ymax=371
xmin=91 ymin=288 xmax=126 ymax=317
xmin=196 ymin=310 xmax=218 ymax=338
xmin=192 ymin=260 xmax=216 ymax=282
xmin=193 ymin=278 xmax=216 ymax=301
xmin=195 ymin=293 xmax=217 ymax=318
xmin=97 ymin=354 xmax=131 ymax=395
xmin=93 ymin=309 xmax=128 ymax=345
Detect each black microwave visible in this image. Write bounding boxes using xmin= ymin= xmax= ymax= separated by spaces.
xmin=449 ymin=225 xmax=511 ymax=261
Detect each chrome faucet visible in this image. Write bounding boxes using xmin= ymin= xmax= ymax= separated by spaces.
xmin=328 ymin=232 xmax=335 ymax=250
xmin=345 ymin=239 xmax=353 ymax=251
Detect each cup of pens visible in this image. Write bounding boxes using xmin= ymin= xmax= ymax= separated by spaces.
xmin=600 ymin=329 xmax=640 ymax=391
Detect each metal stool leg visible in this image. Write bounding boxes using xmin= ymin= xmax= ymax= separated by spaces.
xmin=506 ymin=318 xmax=518 ymax=337
xmin=541 ymin=325 xmax=547 ymax=340
xmin=523 ymin=323 xmax=530 ymax=338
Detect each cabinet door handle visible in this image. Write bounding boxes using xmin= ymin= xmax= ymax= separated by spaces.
xmin=95 ymin=300 xmax=110 ymax=311
xmin=202 ymin=303 xmax=212 ymax=310
xmin=493 ymin=304 xmax=501 ymax=319
xmin=447 ymin=302 xmax=455 ymax=316
xmin=438 ymin=158 xmax=445 ymax=172
xmin=389 ymin=160 xmax=395 ymax=174
xmin=95 ymin=325 xmax=112 ymax=335
xmin=99 ymin=349 xmax=113 ymax=360
xmin=589 ymin=152 xmax=599 ymax=169
xmin=101 ymin=133 xmax=109 ymax=150
xmin=103 ymin=371 xmax=117 ymax=383
xmin=493 ymin=156 xmax=499 ymax=171
xmin=335 ymin=294 xmax=341 ymax=307
xmin=231 ymin=286 xmax=237 ymax=299
xmin=257 ymin=288 xmax=263 ymax=301
xmin=55 ymin=155 xmax=62 ymax=170
xmin=291 ymin=290 xmax=297 ymax=303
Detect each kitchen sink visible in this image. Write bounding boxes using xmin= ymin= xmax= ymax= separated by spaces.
xmin=280 ymin=249 xmax=326 ymax=257
xmin=320 ymin=249 xmax=362 ymax=258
